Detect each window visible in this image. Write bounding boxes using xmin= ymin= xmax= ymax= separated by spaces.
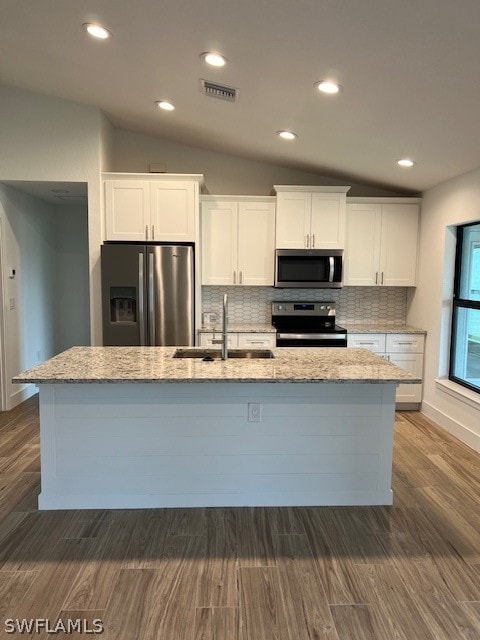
xmin=450 ymin=222 xmax=480 ymax=393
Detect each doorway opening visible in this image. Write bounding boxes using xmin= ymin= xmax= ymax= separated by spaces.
xmin=0 ymin=180 xmax=90 ymax=410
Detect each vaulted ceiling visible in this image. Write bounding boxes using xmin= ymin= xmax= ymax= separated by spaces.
xmin=2 ymin=0 xmax=480 ymax=193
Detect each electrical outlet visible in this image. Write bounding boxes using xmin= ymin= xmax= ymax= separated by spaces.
xmin=247 ymin=402 xmax=262 ymax=423
xmin=9 ymin=297 xmax=15 ymax=310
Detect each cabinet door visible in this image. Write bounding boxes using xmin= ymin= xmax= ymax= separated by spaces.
xmin=387 ymin=352 xmax=423 ymax=403
xmin=347 ymin=333 xmax=386 ymax=353
xmin=201 ymin=202 xmax=238 ymax=285
xmin=385 ymin=333 xmax=425 ymax=353
xmin=380 ymin=204 xmax=419 ymax=286
xmin=310 ymin=192 xmax=346 ymax=249
xmin=275 ymin=192 xmax=311 ymax=248
xmin=344 ymin=203 xmax=382 ymax=285
xmin=105 ymin=180 xmax=150 ymax=241
xmin=237 ymin=202 xmax=275 ymax=285
xmin=150 ymin=181 xmax=196 ymax=241
xmin=237 ymin=333 xmax=276 ymax=348
xmin=199 ymin=333 xmax=238 ymax=348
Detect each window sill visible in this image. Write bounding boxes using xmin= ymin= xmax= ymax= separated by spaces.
xmin=435 ymin=378 xmax=480 ymax=410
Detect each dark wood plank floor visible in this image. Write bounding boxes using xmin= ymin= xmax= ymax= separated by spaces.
xmin=1 ymin=395 xmax=480 ymax=639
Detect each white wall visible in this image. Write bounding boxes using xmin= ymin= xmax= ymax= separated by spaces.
xmin=54 ymin=204 xmax=90 ymax=353
xmin=407 ymin=167 xmax=480 ymax=451
xmin=0 ymin=84 xmax=104 ymax=345
xmin=113 ymin=129 xmax=408 ymax=197
xmin=0 ymin=184 xmax=57 ymax=408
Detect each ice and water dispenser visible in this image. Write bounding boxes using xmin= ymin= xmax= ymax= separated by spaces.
xmin=109 ymin=287 xmax=136 ymax=323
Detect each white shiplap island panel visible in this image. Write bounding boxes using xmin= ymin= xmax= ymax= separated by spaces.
xmin=37 ymin=381 xmax=396 ymax=509
xmin=14 ymin=346 xmax=419 ymax=509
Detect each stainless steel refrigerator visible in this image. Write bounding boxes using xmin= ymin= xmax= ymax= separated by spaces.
xmin=101 ymin=244 xmax=195 ymax=346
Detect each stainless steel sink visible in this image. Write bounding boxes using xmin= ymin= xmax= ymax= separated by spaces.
xmin=173 ymin=348 xmax=275 ymax=360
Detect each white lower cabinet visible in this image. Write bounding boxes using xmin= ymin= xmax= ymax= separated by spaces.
xmin=237 ymin=333 xmax=276 ymax=348
xmin=386 ymin=352 xmax=423 ymax=403
xmin=347 ymin=332 xmax=424 ymax=406
xmin=199 ymin=332 xmax=276 ymax=349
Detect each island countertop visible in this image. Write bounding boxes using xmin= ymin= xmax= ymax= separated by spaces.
xmin=13 ymin=346 xmax=421 ymax=385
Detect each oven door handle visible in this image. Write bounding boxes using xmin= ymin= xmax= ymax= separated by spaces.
xmin=277 ymin=333 xmax=346 ymax=340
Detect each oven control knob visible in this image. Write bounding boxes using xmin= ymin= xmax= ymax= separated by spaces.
xmin=320 ymin=305 xmax=325 ymax=309
xmin=326 ymin=306 xmax=331 ymax=310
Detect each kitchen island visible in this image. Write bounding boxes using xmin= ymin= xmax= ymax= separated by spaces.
xmin=14 ymin=346 xmax=420 ymax=510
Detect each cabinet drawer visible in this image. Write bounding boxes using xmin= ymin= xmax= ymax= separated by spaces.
xmin=199 ymin=333 xmax=238 ymax=348
xmin=237 ymin=333 xmax=276 ymax=349
xmin=347 ymin=334 xmax=386 ymax=352
xmin=386 ymin=334 xmax=424 ymax=353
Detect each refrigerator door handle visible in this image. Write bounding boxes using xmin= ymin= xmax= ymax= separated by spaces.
xmin=148 ymin=252 xmax=155 ymax=345
xmin=138 ymin=253 xmax=145 ymax=346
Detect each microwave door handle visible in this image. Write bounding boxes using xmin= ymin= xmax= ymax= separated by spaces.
xmin=138 ymin=253 xmax=145 ymax=346
xmin=328 ymin=256 xmax=334 ymax=283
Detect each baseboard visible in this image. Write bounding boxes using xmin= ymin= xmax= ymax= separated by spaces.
xmin=8 ymin=384 xmax=36 ymax=410
xmin=396 ymin=402 xmax=421 ymax=411
xmin=38 ymin=489 xmax=394 ymax=510
xmin=422 ymin=400 xmax=480 ymax=453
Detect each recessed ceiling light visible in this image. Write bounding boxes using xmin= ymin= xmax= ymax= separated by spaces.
xmin=82 ymin=23 xmax=112 ymax=39
xmin=200 ymin=52 xmax=227 ymax=67
xmin=315 ymin=80 xmax=342 ymax=94
xmin=397 ymin=158 xmax=415 ymax=167
xmin=277 ymin=130 xmax=298 ymax=140
xmin=155 ymin=100 xmax=175 ymax=111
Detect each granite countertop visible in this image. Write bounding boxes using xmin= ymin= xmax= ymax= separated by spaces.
xmin=199 ymin=323 xmax=276 ymax=333
xmin=13 ymin=346 xmax=421 ymax=385
xmin=343 ymin=324 xmax=426 ymax=334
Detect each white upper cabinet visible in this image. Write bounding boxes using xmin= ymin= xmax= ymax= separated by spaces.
xmin=150 ymin=181 xmax=195 ymax=242
xmin=237 ymin=201 xmax=276 ymax=285
xmin=105 ymin=180 xmax=151 ymax=242
xmin=103 ymin=174 xmax=202 ymax=242
xmin=344 ymin=199 xmax=420 ymax=287
xmin=274 ymin=186 xmax=350 ymax=249
xmin=201 ymin=200 xmax=238 ymax=286
xmin=201 ymin=197 xmax=276 ymax=286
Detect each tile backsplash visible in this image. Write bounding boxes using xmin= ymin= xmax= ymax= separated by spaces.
xmin=201 ymin=286 xmax=408 ymax=325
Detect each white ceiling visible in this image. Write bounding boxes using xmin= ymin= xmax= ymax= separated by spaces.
xmin=2 ymin=0 xmax=480 ymax=193
xmin=1 ymin=181 xmax=88 ymax=205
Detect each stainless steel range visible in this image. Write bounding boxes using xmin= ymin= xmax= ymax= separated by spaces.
xmin=272 ymin=301 xmax=347 ymax=347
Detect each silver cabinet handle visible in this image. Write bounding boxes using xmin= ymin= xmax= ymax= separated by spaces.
xmin=152 ymin=225 xmax=155 ymax=240
xmin=138 ymin=253 xmax=145 ymax=346
xmin=233 ymin=270 xmax=236 ymax=284
xmin=381 ymin=272 xmax=384 ymax=285
xmin=148 ymin=252 xmax=155 ymax=345
xmin=306 ymin=234 xmax=310 ymax=248
xmin=145 ymin=225 xmax=149 ymax=240
xmin=240 ymin=271 xmax=243 ymax=284
xmin=358 ymin=341 xmax=375 ymax=345
xmin=397 ymin=341 xmax=414 ymax=345
xmin=249 ymin=340 xmax=267 ymax=344
xmin=328 ymin=256 xmax=334 ymax=283
xmin=375 ymin=272 xmax=378 ymax=285
xmin=312 ymin=234 xmax=315 ymax=247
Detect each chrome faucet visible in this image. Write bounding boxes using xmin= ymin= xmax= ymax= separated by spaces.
xmin=211 ymin=294 xmax=229 ymax=360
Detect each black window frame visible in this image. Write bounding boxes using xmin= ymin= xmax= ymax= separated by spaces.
xmin=449 ymin=221 xmax=480 ymax=394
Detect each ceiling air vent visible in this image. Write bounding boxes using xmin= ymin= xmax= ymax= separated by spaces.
xmin=200 ymin=79 xmax=238 ymax=102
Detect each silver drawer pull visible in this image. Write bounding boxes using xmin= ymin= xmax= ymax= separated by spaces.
xmin=397 ymin=341 xmax=414 ymax=345
xmin=358 ymin=341 xmax=375 ymax=345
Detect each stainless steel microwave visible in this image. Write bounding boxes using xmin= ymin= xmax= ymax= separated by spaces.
xmin=275 ymin=249 xmax=343 ymax=288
